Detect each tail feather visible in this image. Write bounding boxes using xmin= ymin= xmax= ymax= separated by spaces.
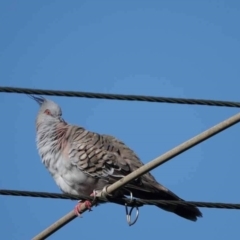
xmin=124 ymin=182 xmax=203 ymax=221
xmin=155 ymin=188 xmax=202 ymax=222
xmin=158 ymin=201 xmax=202 ymax=221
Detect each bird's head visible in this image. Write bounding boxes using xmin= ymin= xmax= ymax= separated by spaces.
xmin=29 ymin=95 xmax=65 ymax=128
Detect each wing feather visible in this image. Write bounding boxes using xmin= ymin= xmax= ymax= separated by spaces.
xmin=68 ymin=126 xmax=131 ymax=179
xmin=67 ymin=126 xmax=167 ymax=194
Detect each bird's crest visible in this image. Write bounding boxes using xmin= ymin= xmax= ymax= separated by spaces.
xmin=28 ymin=94 xmax=46 ymax=106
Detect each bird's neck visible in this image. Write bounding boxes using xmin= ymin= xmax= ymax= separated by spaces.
xmin=36 ymin=121 xmax=68 ymax=166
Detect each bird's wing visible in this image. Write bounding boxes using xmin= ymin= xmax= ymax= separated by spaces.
xmin=67 ymin=126 xmax=167 ymax=194
xmin=68 ymin=126 xmax=133 ymax=180
xmin=101 ymin=134 xmax=158 ymax=182
xmin=102 ymin=134 xmax=169 ymax=193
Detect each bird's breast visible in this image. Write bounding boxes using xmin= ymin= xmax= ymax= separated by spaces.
xmin=37 ymin=130 xmax=105 ymax=196
xmin=39 ymin=144 xmax=97 ymax=195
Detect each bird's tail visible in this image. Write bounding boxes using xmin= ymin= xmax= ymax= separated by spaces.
xmin=124 ymin=182 xmax=202 ymax=221
xmin=156 ymin=200 xmax=202 ymax=221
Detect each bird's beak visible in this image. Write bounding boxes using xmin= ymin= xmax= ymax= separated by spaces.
xmin=28 ymin=95 xmax=45 ymax=106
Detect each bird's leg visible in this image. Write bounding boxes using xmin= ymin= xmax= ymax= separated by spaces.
xmin=74 ymin=199 xmax=93 ymax=217
xmin=74 ymin=190 xmax=100 ymax=216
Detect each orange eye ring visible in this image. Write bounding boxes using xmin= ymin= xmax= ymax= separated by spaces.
xmin=44 ymin=109 xmax=51 ymax=115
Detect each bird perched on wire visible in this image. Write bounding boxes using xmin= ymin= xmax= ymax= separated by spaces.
xmin=30 ymin=95 xmax=202 ymax=221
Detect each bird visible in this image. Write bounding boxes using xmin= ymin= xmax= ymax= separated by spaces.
xmin=30 ymin=95 xmax=202 ymax=221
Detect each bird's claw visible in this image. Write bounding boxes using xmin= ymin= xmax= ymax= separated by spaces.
xmin=74 ymin=190 xmax=101 ymax=217
xmin=74 ymin=200 xmax=92 ymax=217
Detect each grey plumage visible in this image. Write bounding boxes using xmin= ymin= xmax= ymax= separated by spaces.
xmin=31 ymin=95 xmax=202 ymax=221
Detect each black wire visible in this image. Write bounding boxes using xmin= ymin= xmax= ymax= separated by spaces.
xmin=142 ymin=200 xmax=240 ymax=210
xmin=1 ymin=86 xmax=240 ymax=108
xmin=1 ymin=189 xmax=240 ymax=210
xmin=0 ymin=189 xmax=83 ymax=200
xmin=0 ymin=189 xmax=138 ymax=206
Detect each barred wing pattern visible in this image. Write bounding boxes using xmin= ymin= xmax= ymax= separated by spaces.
xmin=67 ymin=126 xmax=168 ymax=195
xmin=68 ymin=126 xmax=133 ymax=180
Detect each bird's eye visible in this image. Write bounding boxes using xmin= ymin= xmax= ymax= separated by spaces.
xmin=44 ymin=109 xmax=51 ymax=115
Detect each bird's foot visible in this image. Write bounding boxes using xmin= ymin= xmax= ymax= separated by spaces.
xmin=74 ymin=200 xmax=92 ymax=217
xmin=74 ymin=190 xmax=100 ymax=216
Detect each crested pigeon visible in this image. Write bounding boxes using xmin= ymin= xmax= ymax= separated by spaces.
xmin=30 ymin=95 xmax=202 ymax=221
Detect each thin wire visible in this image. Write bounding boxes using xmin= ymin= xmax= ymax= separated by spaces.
xmin=0 ymin=189 xmax=133 ymax=207
xmin=0 ymin=189 xmax=89 ymax=200
xmin=1 ymin=189 xmax=240 ymax=210
xmin=1 ymin=86 xmax=240 ymax=108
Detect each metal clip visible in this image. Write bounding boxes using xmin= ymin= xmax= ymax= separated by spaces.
xmin=124 ymin=191 xmax=139 ymax=226
xmin=125 ymin=204 xmax=139 ymax=226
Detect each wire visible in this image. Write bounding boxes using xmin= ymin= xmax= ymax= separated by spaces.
xmin=0 ymin=189 xmax=132 ymax=206
xmin=1 ymin=86 xmax=240 ymax=108
xmin=1 ymin=189 xmax=240 ymax=210
xmin=0 ymin=189 xmax=82 ymax=200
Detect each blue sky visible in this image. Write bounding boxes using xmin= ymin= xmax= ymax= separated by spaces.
xmin=0 ymin=0 xmax=240 ymax=239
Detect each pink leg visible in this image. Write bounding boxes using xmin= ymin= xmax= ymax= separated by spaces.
xmin=74 ymin=191 xmax=98 ymax=216
xmin=74 ymin=200 xmax=92 ymax=216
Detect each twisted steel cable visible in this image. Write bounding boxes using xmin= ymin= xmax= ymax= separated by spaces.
xmin=1 ymin=189 xmax=240 ymax=210
xmin=1 ymin=86 xmax=240 ymax=107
